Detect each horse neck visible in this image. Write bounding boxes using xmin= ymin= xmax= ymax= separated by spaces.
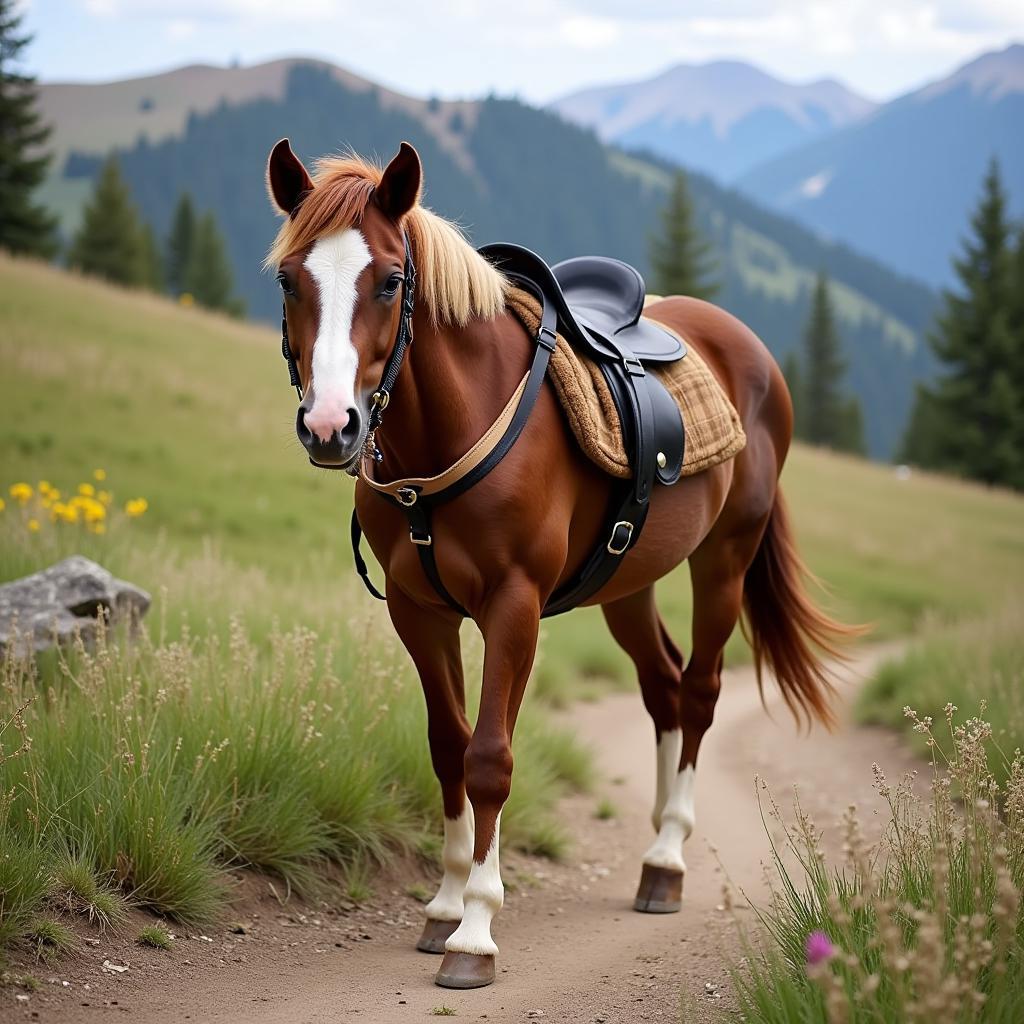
xmin=372 ymin=306 xmax=528 ymax=479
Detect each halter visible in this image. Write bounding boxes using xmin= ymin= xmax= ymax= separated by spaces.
xmin=280 ymin=231 xmax=417 ymax=444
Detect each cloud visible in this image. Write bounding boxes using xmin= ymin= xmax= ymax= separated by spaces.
xmin=559 ymin=15 xmax=620 ymax=50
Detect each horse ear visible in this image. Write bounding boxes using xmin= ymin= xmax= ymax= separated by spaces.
xmin=376 ymin=142 xmax=421 ymax=221
xmin=267 ymin=138 xmax=314 ymax=217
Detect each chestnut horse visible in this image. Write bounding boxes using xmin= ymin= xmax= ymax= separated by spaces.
xmin=265 ymin=139 xmax=852 ymax=989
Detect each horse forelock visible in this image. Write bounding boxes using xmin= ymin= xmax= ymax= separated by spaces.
xmin=266 ymin=153 xmax=506 ymax=327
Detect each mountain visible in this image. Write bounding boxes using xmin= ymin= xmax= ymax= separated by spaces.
xmin=736 ymin=44 xmax=1024 ymax=288
xmin=39 ymin=59 xmax=935 ymax=457
xmin=550 ymin=60 xmax=875 ymax=183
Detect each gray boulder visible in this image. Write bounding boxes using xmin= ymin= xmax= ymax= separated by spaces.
xmin=0 ymin=556 xmax=151 ymax=657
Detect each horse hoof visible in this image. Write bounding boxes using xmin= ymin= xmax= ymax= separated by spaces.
xmin=435 ymin=951 xmax=496 ymax=989
xmin=416 ymin=918 xmax=459 ymax=954
xmin=633 ymin=863 xmax=683 ymax=913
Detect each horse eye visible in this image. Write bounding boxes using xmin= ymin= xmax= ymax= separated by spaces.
xmin=381 ymin=274 xmax=403 ymax=297
xmin=276 ymin=271 xmax=294 ymax=296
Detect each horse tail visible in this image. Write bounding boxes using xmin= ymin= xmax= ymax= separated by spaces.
xmin=741 ymin=490 xmax=864 ymax=730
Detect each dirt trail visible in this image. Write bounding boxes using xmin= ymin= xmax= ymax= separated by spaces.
xmin=26 ymin=645 xmax=923 ymax=1024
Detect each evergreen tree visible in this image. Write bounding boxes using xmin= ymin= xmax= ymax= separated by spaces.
xmin=902 ymin=160 xmax=1021 ymax=487
xmin=68 ymin=156 xmax=145 ymax=286
xmin=184 ymin=212 xmax=244 ymax=316
xmin=649 ymin=170 xmax=717 ymax=300
xmin=138 ymin=221 xmax=164 ymax=293
xmin=165 ymin=192 xmax=196 ymax=294
xmin=0 ymin=0 xmax=58 ymax=257
xmin=801 ymin=270 xmax=863 ymax=451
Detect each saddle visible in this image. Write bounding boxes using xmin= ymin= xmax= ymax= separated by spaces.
xmin=480 ymin=244 xmax=687 ymax=615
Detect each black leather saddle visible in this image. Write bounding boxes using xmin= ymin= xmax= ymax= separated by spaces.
xmin=480 ymin=243 xmax=687 ymax=615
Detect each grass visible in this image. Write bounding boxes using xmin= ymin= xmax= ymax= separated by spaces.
xmin=26 ymin=917 xmax=76 ymax=963
xmin=727 ymin=705 xmax=1024 ymax=1022
xmin=594 ymin=797 xmax=618 ymax=821
xmin=859 ymin=603 xmax=1024 ymax=788
xmin=137 ymin=925 xmax=173 ymax=950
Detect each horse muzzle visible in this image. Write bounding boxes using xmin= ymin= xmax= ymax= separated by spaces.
xmin=296 ymin=397 xmax=365 ymax=471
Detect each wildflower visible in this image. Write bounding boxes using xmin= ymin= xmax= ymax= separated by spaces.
xmin=805 ymin=930 xmax=835 ymax=966
xmin=27 ymin=519 xmax=40 ymax=532
xmin=0 ymin=498 xmax=5 ymax=512
xmin=94 ymin=468 xmax=107 ymax=481
xmin=125 ymin=498 xmax=149 ymax=518
xmin=9 ymin=482 xmax=33 ymax=504
xmin=38 ymin=480 xmax=52 ymax=493
xmin=78 ymin=482 xmax=96 ymax=497
xmin=53 ymin=502 xmax=79 ymax=524
xmin=91 ymin=523 xmax=107 ymax=535
xmin=98 ymin=490 xmax=113 ymax=506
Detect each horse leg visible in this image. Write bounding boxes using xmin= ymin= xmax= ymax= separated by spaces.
xmin=436 ymin=579 xmax=541 ymax=989
xmin=639 ymin=519 xmax=770 ymax=901
xmin=601 ymin=588 xmax=688 ymax=912
xmin=387 ymin=589 xmax=473 ymax=954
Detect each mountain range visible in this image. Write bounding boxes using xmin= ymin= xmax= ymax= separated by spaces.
xmin=550 ymin=60 xmax=875 ymax=183
xmin=36 ymin=58 xmax=937 ymax=458
xmin=551 ymin=45 xmax=1024 ymax=289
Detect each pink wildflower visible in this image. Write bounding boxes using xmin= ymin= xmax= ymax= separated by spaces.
xmin=805 ymin=930 xmax=835 ymax=966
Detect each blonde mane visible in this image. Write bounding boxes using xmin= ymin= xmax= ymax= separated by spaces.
xmin=266 ymin=154 xmax=507 ymax=326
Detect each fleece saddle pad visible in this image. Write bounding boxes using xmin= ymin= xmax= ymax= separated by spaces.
xmin=506 ymin=288 xmax=746 ymax=479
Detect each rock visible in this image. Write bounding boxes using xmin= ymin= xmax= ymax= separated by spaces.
xmin=0 ymin=556 xmax=150 ymax=656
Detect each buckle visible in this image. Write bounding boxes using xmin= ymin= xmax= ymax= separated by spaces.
xmin=372 ymin=390 xmax=390 ymax=411
xmin=410 ymin=529 xmax=432 ymax=546
xmin=537 ymin=325 xmax=557 ymax=351
xmin=606 ymin=520 xmax=634 ymax=555
xmin=623 ymin=355 xmax=645 ymax=378
xmin=395 ymin=486 xmax=418 ymax=507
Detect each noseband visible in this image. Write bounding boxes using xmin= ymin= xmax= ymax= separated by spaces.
xmin=280 ymin=231 xmax=417 ymax=460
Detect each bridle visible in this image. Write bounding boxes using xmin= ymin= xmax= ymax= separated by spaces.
xmin=279 ymin=231 xmax=417 ymax=469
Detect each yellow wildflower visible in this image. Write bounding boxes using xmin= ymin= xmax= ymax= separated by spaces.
xmin=78 ymin=482 xmax=96 ymax=497
xmin=0 ymin=498 xmax=5 ymax=513
xmin=125 ymin=498 xmax=149 ymax=518
xmin=179 ymin=292 xmax=195 ymax=308
xmin=93 ymin=469 xmax=107 ymax=481
xmin=38 ymin=480 xmax=52 ymax=493
xmin=53 ymin=502 xmax=79 ymax=524
xmin=98 ymin=490 xmax=113 ymax=506
xmin=90 ymin=522 xmax=107 ymax=535
xmin=27 ymin=519 xmax=40 ymax=532
xmin=9 ymin=483 xmax=33 ymax=504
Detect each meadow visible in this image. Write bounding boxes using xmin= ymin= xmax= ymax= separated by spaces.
xmin=2 ymin=254 xmax=1023 ymax=991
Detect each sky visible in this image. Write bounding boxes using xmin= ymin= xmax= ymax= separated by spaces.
xmin=19 ymin=0 xmax=1024 ymax=103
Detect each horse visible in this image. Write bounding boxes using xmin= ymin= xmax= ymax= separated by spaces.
xmin=264 ymin=138 xmax=856 ymax=990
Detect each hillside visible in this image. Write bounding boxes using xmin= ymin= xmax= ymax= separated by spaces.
xmin=40 ymin=59 xmax=936 ymax=456
xmin=737 ymin=44 xmax=1024 ymax=288
xmin=550 ymin=59 xmax=875 ymax=183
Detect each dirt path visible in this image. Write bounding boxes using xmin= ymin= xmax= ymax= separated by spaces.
xmin=21 ymin=644 xmax=923 ymax=1024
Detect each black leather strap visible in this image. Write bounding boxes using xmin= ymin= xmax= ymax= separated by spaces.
xmin=350 ymin=511 xmax=386 ymax=601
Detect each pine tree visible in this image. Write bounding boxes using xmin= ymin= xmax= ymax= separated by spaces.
xmin=138 ymin=221 xmax=164 ymax=293
xmin=902 ymin=160 xmax=1021 ymax=487
xmin=649 ymin=170 xmax=717 ymax=300
xmin=801 ymin=271 xmax=862 ymax=450
xmin=0 ymin=0 xmax=58 ymax=257
xmin=68 ymin=156 xmax=146 ymax=286
xmin=165 ymin=192 xmax=196 ymax=294
xmin=184 ymin=212 xmax=244 ymax=316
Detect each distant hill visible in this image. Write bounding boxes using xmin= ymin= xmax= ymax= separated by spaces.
xmin=550 ymin=60 xmax=875 ymax=182
xmin=736 ymin=44 xmax=1024 ymax=287
xmin=39 ymin=59 xmax=935 ymax=457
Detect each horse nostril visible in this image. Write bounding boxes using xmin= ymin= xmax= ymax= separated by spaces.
xmin=295 ymin=406 xmax=314 ymax=448
xmin=340 ymin=407 xmax=362 ymax=445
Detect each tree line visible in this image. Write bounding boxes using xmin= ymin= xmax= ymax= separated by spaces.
xmin=0 ymin=0 xmax=242 ymax=316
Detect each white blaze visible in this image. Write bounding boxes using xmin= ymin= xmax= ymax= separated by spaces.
xmin=424 ymin=805 xmax=475 ymax=923
xmin=303 ymin=228 xmax=371 ymax=441
xmin=652 ymin=728 xmax=683 ymax=831
xmin=643 ymin=764 xmax=696 ymax=873
xmin=444 ymin=813 xmax=503 ymax=957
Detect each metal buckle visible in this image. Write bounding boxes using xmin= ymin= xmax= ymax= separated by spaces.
xmin=410 ymin=530 xmax=432 ymax=546
xmin=623 ymin=355 xmax=645 ymax=378
xmin=372 ymin=390 xmax=390 ymax=411
xmin=537 ymin=325 xmax=557 ymax=351
xmin=395 ymin=487 xmax=418 ymax=507
xmin=606 ymin=520 xmax=634 ymax=555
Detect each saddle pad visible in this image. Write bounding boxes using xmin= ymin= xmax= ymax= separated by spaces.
xmin=506 ymin=288 xmax=746 ymax=479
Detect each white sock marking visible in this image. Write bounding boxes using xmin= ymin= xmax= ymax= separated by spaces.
xmin=424 ymin=805 xmax=475 ymax=923
xmin=643 ymin=764 xmax=696 ymax=873
xmin=652 ymin=728 xmax=683 ymax=831
xmin=444 ymin=813 xmax=503 ymax=957
xmin=303 ymin=228 xmax=371 ymax=440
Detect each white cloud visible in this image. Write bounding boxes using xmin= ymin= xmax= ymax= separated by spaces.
xmin=559 ymin=15 xmax=621 ymax=50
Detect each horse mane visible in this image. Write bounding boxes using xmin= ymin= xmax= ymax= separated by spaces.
xmin=266 ymin=154 xmax=506 ymax=326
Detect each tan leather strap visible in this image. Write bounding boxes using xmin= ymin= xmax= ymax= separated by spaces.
xmin=359 ymin=371 xmax=531 ymax=503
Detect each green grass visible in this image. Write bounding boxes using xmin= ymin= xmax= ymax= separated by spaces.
xmin=859 ymin=602 xmax=1024 ymax=787
xmin=137 ymin=925 xmax=173 ymax=950
xmin=26 ymin=917 xmax=76 ymax=963
xmin=594 ymin=797 xmax=618 ymax=821
xmin=728 ymin=709 xmax=1024 ymax=1022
